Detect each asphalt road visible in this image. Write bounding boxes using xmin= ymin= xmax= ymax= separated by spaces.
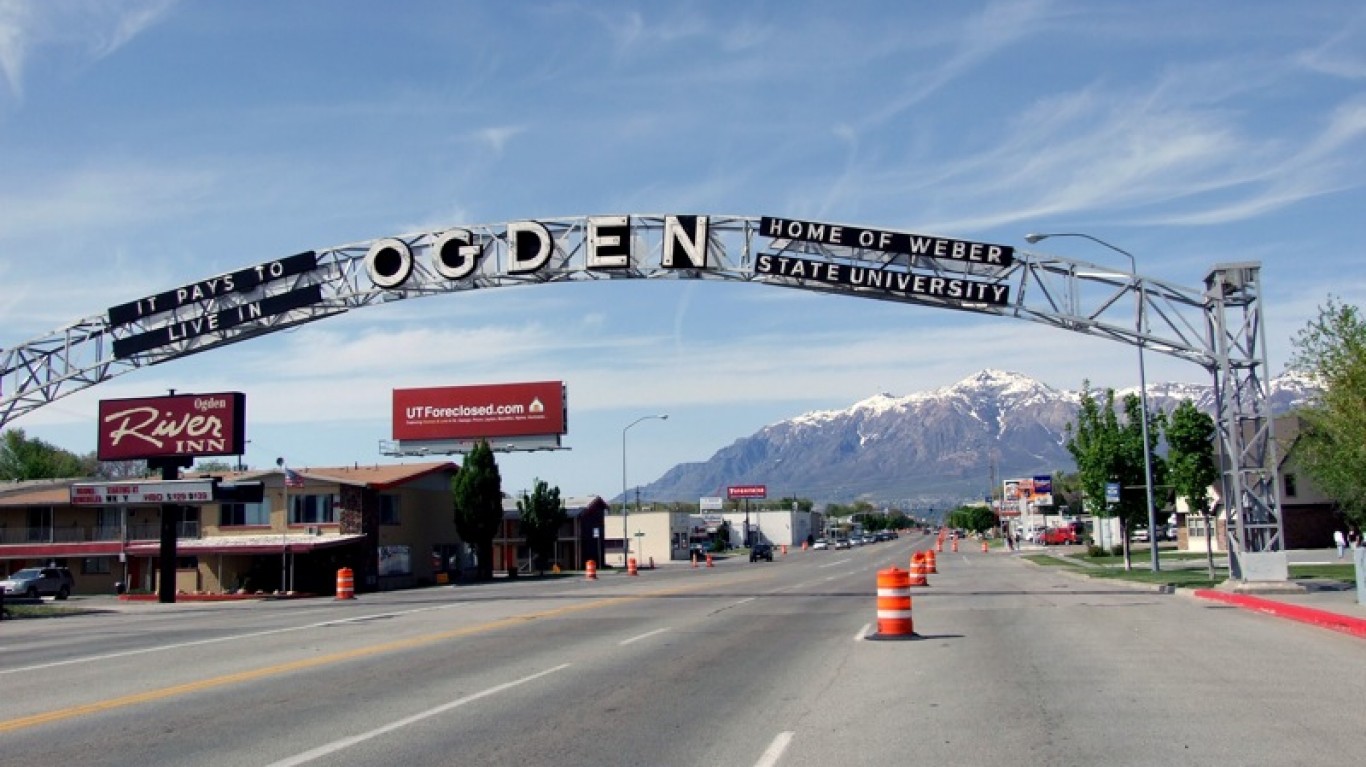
xmin=2 ymin=535 xmax=1364 ymax=766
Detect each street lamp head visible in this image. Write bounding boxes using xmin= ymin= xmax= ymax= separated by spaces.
xmin=1023 ymin=233 xmax=1049 ymax=244
xmin=658 ymin=414 xmax=669 ymax=421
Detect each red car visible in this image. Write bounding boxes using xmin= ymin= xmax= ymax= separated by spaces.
xmin=1042 ymin=526 xmax=1079 ymax=545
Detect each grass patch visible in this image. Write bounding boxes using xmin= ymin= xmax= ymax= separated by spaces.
xmin=1084 ymin=567 xmax=1226 ymax=589
xmin=1023 ymin=554 xmax=1087 ymax=569
xmin=0 ymin=603 xmax=100 ymax=620
xmin=1289 ymin=564 xmax=1357 ymax=582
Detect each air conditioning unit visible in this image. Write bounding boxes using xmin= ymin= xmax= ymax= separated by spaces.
xmin=306 ymin=525 xmax=320 ymax=536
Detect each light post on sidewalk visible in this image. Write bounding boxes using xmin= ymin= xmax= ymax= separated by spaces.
xmin=622 ymin=414 xmax=668 ymax=566
xmin=1025 ymin=232 xmax=1159 ymax=572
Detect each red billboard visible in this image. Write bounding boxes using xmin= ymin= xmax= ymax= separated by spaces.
xmin=98 ymin=392 xmax=246 ymax=461
xmin=727 ymin=484 xmax=767 ymax=500
xmin=392 ymin=381 xmax=566 ymax=441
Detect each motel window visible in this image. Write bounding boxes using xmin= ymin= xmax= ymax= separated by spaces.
xmin=82 ymin=557 xmax=112 ymax=575
xmin=220 ymin=502 xmax=270 ymax=527
xmin=1283 ymin=473 xmax=1297 ymax=498
xmin=379 ymin=495 xmax=401 ymax=526
xmin=290 ymin=494 xmax=338 ymax=525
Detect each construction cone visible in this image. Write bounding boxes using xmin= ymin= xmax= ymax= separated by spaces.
xmin=870 ymin=567 xmax=919 ymax=640
xmin=706 ymin=553 xmax=714 ymax=568
xmin=586 ymin=560 xmax=598 ymax=581
xmin=926 ymin=549 xmax=938 ymax=573
xmin=951 ymin=538 xmax=959 ymax=553
xmin=982 ymin=539 xmax=989 ymax=553
xmin=781 ymin=544 xmax=788 ymax=557
xmin=692 ymin=553 xmax=699 ymax=568
xmin=908 ymin=552 xmax=928 ymax=587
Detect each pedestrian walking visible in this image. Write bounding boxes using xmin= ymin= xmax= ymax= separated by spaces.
xmin=1332 ymin=529 xmax=1347 ymax=558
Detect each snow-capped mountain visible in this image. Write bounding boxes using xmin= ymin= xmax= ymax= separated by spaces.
xmin=637 ymin=368 xmax=1317 ymax=508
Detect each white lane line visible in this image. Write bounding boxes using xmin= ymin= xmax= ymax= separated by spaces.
xmin=817 ymin=558 xmax=852 ymax=569
xmin=619 ymin=627 xmax=670 ymax=646
xmin=854 ymin=622 xmax=872 ymax=642
xmin=267 ymin=663 xmax=571 ymax=766
xmin=754 ymin=731 xmax=795 ymax=767
xmin=0 ymin=603 xmax=467 ymax=676
xmin=732 ymin=597 xmax=756 ymax=606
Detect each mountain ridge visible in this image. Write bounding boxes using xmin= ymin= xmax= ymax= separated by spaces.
xmin=637 ymin=368 xmax=1317 ymax=508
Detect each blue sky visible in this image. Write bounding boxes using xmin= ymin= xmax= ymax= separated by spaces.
xmin=2 ymin=0 xmax=1364 ymax=500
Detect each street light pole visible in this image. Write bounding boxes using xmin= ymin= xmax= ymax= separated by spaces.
xmin=622 ymin=414 xmax=668 ymax=566
xmin=1025 ymin=232 xmax=1159 ymax=572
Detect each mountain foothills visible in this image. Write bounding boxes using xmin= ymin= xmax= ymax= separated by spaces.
xmin=640 ymin=369 xmax=1319 ymax=509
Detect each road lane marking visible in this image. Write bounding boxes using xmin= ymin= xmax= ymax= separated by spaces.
xmin=0 ymin=581 xmax=717 ymax=734
xmin=854 ymin=622 xmax=872 ymax=642
xmin=732 ymin=597 xmax=756 ymax=606
xmin=754 ymin=731 xmax=795 ymax=767
xmin=266 ymin=664 xmax=571 ymax=766
xmin=0 ymin=603 xmax=470 ymax=677
xmin=620 ymin=627 xmax=670 ymax=645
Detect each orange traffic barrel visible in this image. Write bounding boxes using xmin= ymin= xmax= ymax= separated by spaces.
xmin=935 ymin=539 xmax=943 ymax=553
xmin=628 ymin=557 xmax=639 ymax=576
xmin=706 ymin=553 xmax=714 ymax=568
xmin=586 ymin=560 xmax=598 ymax=580
xmin=336 ymin=567 xmax=355 ymax=600
xmin=907 ymin=552 xmax=928 ymax=587
xmin=871 ymin=567 xmax=918 ymax=640
xmin=951 ymin=538 xmax=959 ymax=553
xmin=981 ymin=539 xmax=989 ymax=553
xmin=926 ymin=548 xmax=938 ymax=573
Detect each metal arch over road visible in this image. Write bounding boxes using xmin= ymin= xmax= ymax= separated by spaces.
xmin=0 ymin=212 xmax=1281 ymax=571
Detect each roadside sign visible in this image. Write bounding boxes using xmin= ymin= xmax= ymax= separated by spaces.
xmin=1105 ymin=482 xmax=1121 ymax=504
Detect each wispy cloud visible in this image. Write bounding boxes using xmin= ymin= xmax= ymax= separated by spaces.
xmin=0 ymin=0 xmax=175 ymax=102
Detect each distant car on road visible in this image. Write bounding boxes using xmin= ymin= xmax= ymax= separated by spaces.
xmin=833 ymin=538 xmax=852 ymax=550
xmin=750 ymin=543 xmax=774 ymax=562
xmin=0 ymin=566 xmax=74 ymax=599
xmin=812 ymin=539 xmax=829 ymax=550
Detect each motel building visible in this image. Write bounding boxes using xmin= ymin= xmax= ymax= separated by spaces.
xmin=0 ymin=462 xmax=471 ymax=598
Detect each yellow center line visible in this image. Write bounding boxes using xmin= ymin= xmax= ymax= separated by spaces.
xmin=1 ymin=573 xmax=763 ymax=734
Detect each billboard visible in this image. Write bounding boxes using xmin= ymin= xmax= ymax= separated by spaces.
xmin=727 ymin=484 xmax=767 ymax=500
xmin=98 ymin=392 xmax=246 ymax=461
xmin=392 ymin=381 xmax=566 ymax=441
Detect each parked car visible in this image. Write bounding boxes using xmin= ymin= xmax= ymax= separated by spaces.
xmin=1130 ymin=527 xmax=1150 ymax=543
xmin=812 ymin=538 xmax=829 ymax=550
xmin=0 ymin=566 xmax=75 ymax=599
xmin=750 ymin=543 xmax=774 ymax=562
xmin=833 ymin=538 xmax=852 ymax=550
xmin=1042 ymin=526 xmax=1078 ymax=545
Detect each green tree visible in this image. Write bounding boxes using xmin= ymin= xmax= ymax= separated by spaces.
xmin=1165 ymin=399 xmax=1221 ymax=578
xmin=945 ymin=505 xmax=996 ymax=534
xmin=1289 ymin=297 xmax=1366 ymax=529
xmin=452 ymin=440 xmax=504 ymax=581
xmin=0 ymin=428 xmax=89 ymax=480
xmin=517 ymin=478 xmax=566 ymax=575
xmin=1066 ymin=383 xmax=1161 ymax=570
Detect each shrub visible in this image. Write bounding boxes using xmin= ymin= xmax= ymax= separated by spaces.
xmin=1087 ymin=545 xmax=1106 ymax=558
xmin=1110 ymin=544 xmax=1125 ymax=557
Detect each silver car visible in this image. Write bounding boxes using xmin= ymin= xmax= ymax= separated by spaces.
xmin=0 ymin=566 xmax=75 ymax=599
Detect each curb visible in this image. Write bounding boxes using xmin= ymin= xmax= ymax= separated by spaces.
xmin=1192 ymin=589 xmax=1366 ymax=639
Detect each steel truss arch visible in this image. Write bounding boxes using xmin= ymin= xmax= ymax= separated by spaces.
xmin=0 ymin=213 xmax=1279 ymax=574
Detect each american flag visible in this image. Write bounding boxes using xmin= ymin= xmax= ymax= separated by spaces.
xmin=284 ymin=468 xmax=305 ymax=488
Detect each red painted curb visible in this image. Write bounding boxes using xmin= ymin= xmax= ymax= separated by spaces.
xmin=1193 ymin=589 xmax=1366 ymax=639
